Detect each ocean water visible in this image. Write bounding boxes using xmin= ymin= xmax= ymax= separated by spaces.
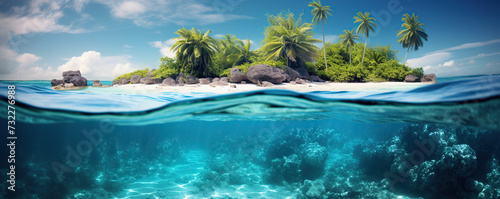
xmin=1 ymin=75 xmax=499 ymax=199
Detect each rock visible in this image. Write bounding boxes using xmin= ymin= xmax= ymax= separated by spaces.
xmin=186 ymin=74 xmax=199 ymax=84
xmin=146 ymin=70 xmax=155 ymax=77
xmin=296 ymin=78 xmax=306 ymax=84
xmin=162 ymin=77 xmax=176 ymax=86
xmin=229 ymin=68 xmax=247 ymax=83
xmin=121 ymin=78 xmax=130 ymax=84
xmin=139 ymin=78 xmax=147 ymax=84
xmin=302 ymin=179 xmax=325 ymax=198
xmin=422 ymin=73 xmax=437 ymax=83
xmin=230 ymin=85 xmax=236 ymax=88
xmin=144 ymin=77 xmax=155 ymax=84
xmin=290 ymin=81 xmax=296 ymax=85
xmin=437 ymin=144 xmax=477 ymax=177
xmin=296 ymin=67 xmax=310 ymax=80
xmin=64 ymin=83 xmax=74 ymax=88
xmin=153 ymin=78 xmax=163 ymax=84
xmin=246 ymin=64 xmax=287 ymax=84
xmin=177 ymin=79 xmax=185 ymax=86
xmin=130 ymin=75 xmax=142 ymax=84
xmin=62 ymin=70 xmax=81 ymax=78
xmin=241 ymin=81 xmax=246 ymax=84
xmin=176 ymin=73 xmax=184 ymax=83
xmin=61 ymin=70 xmax=87 ymax=86
xmin=309 ymin=75 xmax=325 ymax=82
xmin=51 ymin=79 xmax=64 ymax=86
xmin=259 ymin=81 xmax=274 ymax=87
xmin=284 ymin=66 xmax=300 ymax=82
xmin=93 ymin=80 xmax=102 ymax=87
xmin=210 ymin=78 xmax=228 ymax=86
xmin=405 ymin=74 xmax=420 ymax=82
xmin=199 ymin=78 xmax=211 ymax=84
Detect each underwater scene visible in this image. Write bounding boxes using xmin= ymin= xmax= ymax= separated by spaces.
xmin=1 ymin=76 xmax=500 ymax=199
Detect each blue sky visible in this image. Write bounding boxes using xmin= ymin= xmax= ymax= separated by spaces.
xmin=0 ymin=0 xmax=499 ymax=80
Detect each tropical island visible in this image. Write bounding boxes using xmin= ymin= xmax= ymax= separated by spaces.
xmin=111 ymin=1 xmax=434 ymax=92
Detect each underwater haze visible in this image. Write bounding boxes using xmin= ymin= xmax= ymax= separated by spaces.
xmin=1 ymin=76 xmax=500 ymax=199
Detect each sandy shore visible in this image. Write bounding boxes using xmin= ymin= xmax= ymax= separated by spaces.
xmin=111 ymin=82 xmax=429 ymax=94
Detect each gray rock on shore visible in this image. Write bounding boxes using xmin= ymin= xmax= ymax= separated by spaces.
xmin=246 ymin=64 xmax=287 ymax=84
xmin=162 ymin=77 xmax=176 ymax=86
xmin=130 ymin=75 xmax=142 ymax=84
xmin=405 ymin=74 xmax=420 ymax=82
xmin=62 ymin=70 xmax=87 ymax=86
xmin=199 ymin=78 xmax=211 ymax=84
xmin=51 ymin=79 xmax=64 ymax=86
xmin=93 ymin=80 xmax=102 ymax=87
xmin=186 ymin=74 xmax=199 ymax=84
xmin=422 ymin=73 xmax=437 ymax=83
xmin=229 ymin=68 xmax=247 ymax=83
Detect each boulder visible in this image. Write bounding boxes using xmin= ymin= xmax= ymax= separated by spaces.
xmin=241 ymin=81 xmax=246 ymax=84
xmin=246 ymin=64 xmax=287 ymax=84
xmin=121 ymin=78 xmax=130 ymax=84
xmin=284 ymin=67 xmax=300 ymax=82
xmin=229 ymin=68 xmax=247 ymax=83
xmin=309 ymin=75 xmax=325 ymax=82
xmin=112 ymin=79 xmax=120 ymax=85
xmin=51 ymin=79 xmax=64 ymax=86
xmin=153 ymin=78 xmax=163 ymax=84
xmin=177 ymin=79 xmax=185 ymax=86
xmin=210 ymin=78 xmax=229 ymax=86
xmin=258 ymin=81 xmax=274 ymax=87
xmin=64 ymin=83 xmax=74 ymax=88
xmin=93 ymin=80 xmax=102 ymax=87
xmin=296 ymin=67 xmax=310 ymax=80
xmin=62 ymin=70 xmax=81 ymax=78
xmin=185 ymin=74 xmax=199 ymax=84
xmin=295 ymin=78 xmax=306 ymax=84
xmin=139 ymin=78 xmax=147 ymax=84
xmin=405 ymin=74 xmax=420 ymax=82
xmin=176 ymin=73 xmax=184 ymax=83
xmin=162 ymin=77 xmax=176 ymax=86
xmin=130 ymin=75 xmax=142 ymax=84
xmin=67 ymin=76 xmax=87 ymax=86
xmin=144 ymin=77 xmax=155 ymax=84
xmin=199 ymin=78 xmax=211 ymax=84
xmin=62 ymin=70 xmax=87 ymax=86
xmin=422 ymin=73 xmax=437 ymax=83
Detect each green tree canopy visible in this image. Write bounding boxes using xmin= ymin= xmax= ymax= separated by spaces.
xmin=397 ymin=13 xmax=428 ymax=64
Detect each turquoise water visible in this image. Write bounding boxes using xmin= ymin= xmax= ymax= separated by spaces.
xmin=1 ymin=75 xmax=499 ymax=199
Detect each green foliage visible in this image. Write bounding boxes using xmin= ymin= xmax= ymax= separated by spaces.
xmin=222 ymin=60 xmax=287 ymax=77
xmin=315 ymin=43 xmax=412 ymax=82
xmin=113 ymin=68 xmax=149 ymax=82
xmin=410 ymin=67 xmax=424 ymax=78
xmin=397 ymin=13 xmax=428 ymax=63
xmin=152 ymin=57 xmax=179 ymax=79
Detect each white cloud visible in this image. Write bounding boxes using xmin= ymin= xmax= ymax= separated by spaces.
xmin=111 ymin=1 xmax=146 ymax=19
xmin=324 ymin=35 xmax=339 ymax=43
xmin=443 ymin=60 xmax=454 ymax=67
xmin=0 ymin=51 xmax=140 ymax=80
xmin=151 ymin=39 xmax=177 ymax=58
xmin=407 ymin=52 xmax=453 ymax=68
xmin=124 ymin=45 xmax=133 ymax=48
xmin=467 ymin=59 xmax=475 ymax=64
xmin=436 ymin=39 xmax=500 ymax=52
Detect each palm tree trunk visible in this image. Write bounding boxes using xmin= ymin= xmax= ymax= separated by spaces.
xmin=404 ymin=48 xmax=409 ymax=64
xmin=362 ymin=35 xmax=367 ymax=64
xmin=349 ymin=46 xmax=352 ymax=65
xmin=322 ymin=20 xmax=327 ymax=69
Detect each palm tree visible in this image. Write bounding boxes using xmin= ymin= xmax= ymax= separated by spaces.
xmin=353 ymin=11 xmax=377 ymax=64
xmin=309 ymin=0 xmax=333 ymax=69
xmin=216 ymin=34 xmax=241 ymax=68
xmin=397 ymin=13 xmax=428 ymax=64
xmin=170 ymin=28 xmax=217 ymax=77
xmin=234 ymin=38 xmax=254 ymax=66
xmin=262 ymin=13 xmax=321 ymax=67
xmin=338 ymin=29 xmax=360 ymax=65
